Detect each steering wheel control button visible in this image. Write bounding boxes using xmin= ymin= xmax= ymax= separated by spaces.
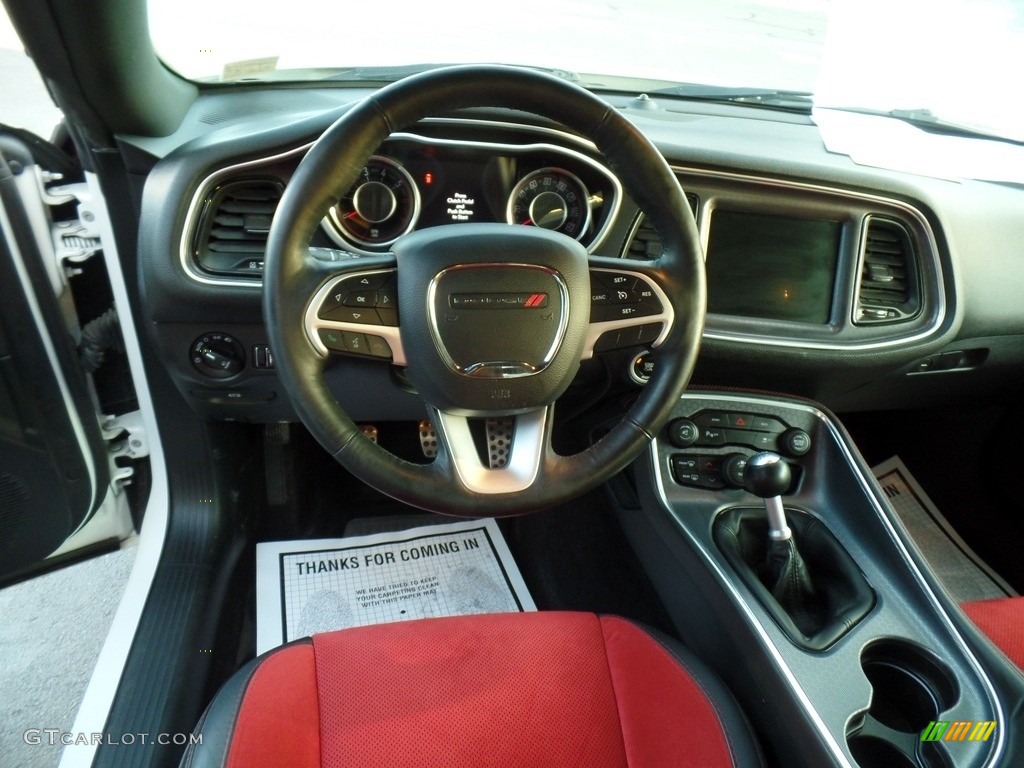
xmin=318 ymin=271 xmax=397 ymax=319
xmin=343 ymin=290 xmax=378 ymax=307
xmin=781 ymin=428 xmax=812 ymax=457
xmin=364 ymin=334 xmax=393 ymax=359
xmin=341 ymin=332 xmax=369 ymax=355
xmin=317 ymin=329 xmax=348 ymax=352
xmin=191 ymin=333 xmax=245 ymax=378
xmin=668 ymin=418 xmax=699 ymax=448
xmin=589 ymin=270 xmax=664 ymax=325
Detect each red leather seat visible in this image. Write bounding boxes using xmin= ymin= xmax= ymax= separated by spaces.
xmin=180 ymin=612 xmax=762 ymax=767
xmin=962 ymin=597 xmax=1024 ymax=671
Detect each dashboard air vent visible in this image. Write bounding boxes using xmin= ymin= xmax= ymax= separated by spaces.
xmin=855 ymin=217 xmax=920 ymax=324
xmin=194 ymin=179 xmax=283 ymax=277
xmin=624 ymin=193 xmax=699 ymax=260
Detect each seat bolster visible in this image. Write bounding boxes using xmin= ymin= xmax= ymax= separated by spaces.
xmin=600 ymin=616 xmax=764 ymax=768
xmin=962 ymin=597 xmax=1024 ymax=671
xmin=180 ymin=639 xmax=320 ymax=768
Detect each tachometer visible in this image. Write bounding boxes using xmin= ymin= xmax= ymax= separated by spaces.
xmin=507 ymin=168 xmax=591 ymax=241
xmin=328 ymin=156 xmax=420 ymax=248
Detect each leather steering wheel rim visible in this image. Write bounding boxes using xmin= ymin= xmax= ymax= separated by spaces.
xmin=264 ymin=65 xmax=705 ymax=516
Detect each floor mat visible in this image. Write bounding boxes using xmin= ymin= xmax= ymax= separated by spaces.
xmin=873 ymin=456 xmax=1015 ymax=603
xmin=256 ymin=518 xmax=535 ymax=653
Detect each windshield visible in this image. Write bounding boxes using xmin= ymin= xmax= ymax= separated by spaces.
xmin=149 ymin=0 xmax=1023 ymax=143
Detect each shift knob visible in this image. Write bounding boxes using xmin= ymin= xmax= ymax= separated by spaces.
xmin=744 ymin=452 xmax=792 ymax=541
xmin=743 ymin=452 xmax=792 ymax=498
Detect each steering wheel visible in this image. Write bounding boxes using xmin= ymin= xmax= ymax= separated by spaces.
xmin=264 ymin=65 xmax=705 ymax=516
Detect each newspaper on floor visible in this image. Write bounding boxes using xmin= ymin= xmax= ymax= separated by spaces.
xmin=256 ymin=518 xmax=535 ymax=654
xmin=872 ymin=456 xmax=1015 ymax=603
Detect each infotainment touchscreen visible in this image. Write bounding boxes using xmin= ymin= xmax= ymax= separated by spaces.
xmin=705 ymin=210 xmax=841 ymax=324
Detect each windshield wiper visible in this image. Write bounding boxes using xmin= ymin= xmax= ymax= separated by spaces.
xmin=647 ymin=84 xmax=813 ymax=112
xmin=821 ymin=106 xmax=1023 ymax=146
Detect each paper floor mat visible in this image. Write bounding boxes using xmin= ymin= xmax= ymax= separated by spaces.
xmin=256 ymin=518 xmax=535 ymax=654
xmin=873 ymin=456 xmax=1015 ymax=603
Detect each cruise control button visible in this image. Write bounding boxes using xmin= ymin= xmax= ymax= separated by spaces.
xmin=599 ymin=272 xmax=635 ymax=291
xmin=611 ymin=288 xmax=640 ymax=304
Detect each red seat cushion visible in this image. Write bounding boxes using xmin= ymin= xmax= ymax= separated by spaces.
xmin=206 ymin=612 xmax=753 ymax=767
xmin=962 ymin=597 xmax=1024 ymax=671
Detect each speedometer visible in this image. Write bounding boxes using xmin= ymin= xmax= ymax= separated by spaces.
xmin=327 ymin=156 xmax=420 ymax=249
xmin=507 ymin=168 xmax=591 ymax=241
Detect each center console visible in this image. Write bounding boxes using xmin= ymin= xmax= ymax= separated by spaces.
xmin=611 ymin=391 xmax=1012 ymax=768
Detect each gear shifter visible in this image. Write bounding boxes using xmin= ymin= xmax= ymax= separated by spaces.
xmin=743 ymin=452 xmax=822 ymax=633
xmin=743 ymin=452 xmax=792 ymax=541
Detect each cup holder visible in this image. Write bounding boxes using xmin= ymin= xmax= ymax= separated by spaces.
xmin=847 ymin=640 xmax=959 ymax=768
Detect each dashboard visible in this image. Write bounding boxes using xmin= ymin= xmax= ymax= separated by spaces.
xmin=129 ymin=87 xmax=1024 ymax=422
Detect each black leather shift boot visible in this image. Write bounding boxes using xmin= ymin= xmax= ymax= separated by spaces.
xmin=714 ymin=507 xmax=875 ymax=650
xmin=761 ymin=538 xmax=823 ymax=636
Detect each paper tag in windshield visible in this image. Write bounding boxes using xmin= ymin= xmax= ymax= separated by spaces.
xmin=221 ymin=56 xmax=279 ymax=81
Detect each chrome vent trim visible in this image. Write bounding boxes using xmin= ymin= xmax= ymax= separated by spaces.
xmin=854 ymin=216 xmax=920 ymax=325
xmin=193 ymin=179 xmax=283 ymax=279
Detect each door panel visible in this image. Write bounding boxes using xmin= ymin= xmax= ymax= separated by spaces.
xmin=0 ymin=137 xmax=111 ymax=582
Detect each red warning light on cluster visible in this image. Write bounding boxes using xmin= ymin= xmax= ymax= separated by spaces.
xmin=424 ymin=172 xmax=433 ymax=185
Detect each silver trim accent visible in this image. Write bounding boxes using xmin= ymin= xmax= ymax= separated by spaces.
xmin=851 ymin=215 xmax=919 ymax=325
xmin=651 ymin=393 xmax=1005 ymax=768
xmin=427 ymin=263 xmax=569 ymax=378
xmin=583 ymin=268 xmax=675 ymax=359
xmin=624 ymin=165 xmax=948 ymax=351
xmin=432 ymin=406 xmax=549 ymax=494
xmin=179 ymin=123 xmax=623 ymax=288
xmin=179 ymin=142 xmax=312 ymax=288
xmin=505 ymin=166 xmax=593 ymax=242
xmin=628 ymin=350 xmax=652 ymax=386
xmin=304 ymin=270 xmax=406 ymax=366
xmin=324 ymin=155 xmax=421 ymax=248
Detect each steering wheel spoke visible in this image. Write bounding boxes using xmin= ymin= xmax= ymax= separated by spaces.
xmin=430 ymin=406 xmax=552 ymax=495
xmin=582 ymin=264 xmax=675 ymax=359
xmin=303 ymin=259 xmax=406 ymax=364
